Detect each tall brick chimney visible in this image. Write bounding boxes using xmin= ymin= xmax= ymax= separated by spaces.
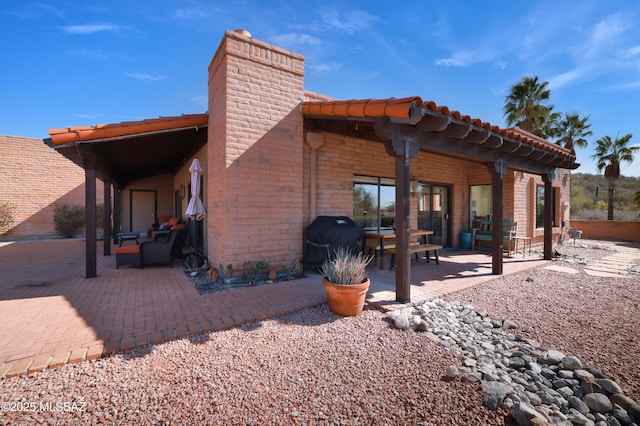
xmin=207 ymin=29 xmax=305 ymax=271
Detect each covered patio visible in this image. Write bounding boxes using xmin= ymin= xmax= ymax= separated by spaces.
xmin=44 ymin=114 xmax=208 ymax=278
xmin=0 ymin=238 xmax=546 ymax=378
xmin=303 ymin=96 xmax=579 ymax=302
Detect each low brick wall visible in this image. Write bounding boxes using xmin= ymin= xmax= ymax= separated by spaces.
xmin=570 ymin=219 xmax=640 ymax=243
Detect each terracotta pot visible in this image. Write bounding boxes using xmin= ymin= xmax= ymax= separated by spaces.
xmin=209 ymin=268 xmax=218 ymax=281
xmin=322 ymin=277 xmax=370 ymax=317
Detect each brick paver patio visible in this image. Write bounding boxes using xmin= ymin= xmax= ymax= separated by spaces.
xmin=0 ymin=238 xmax=548 ymax=378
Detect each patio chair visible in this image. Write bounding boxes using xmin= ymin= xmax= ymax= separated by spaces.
xmin=140 ymin=224 xmax=188 ymax=267
xmin=114 ymin=244 xmax=142 ymax=269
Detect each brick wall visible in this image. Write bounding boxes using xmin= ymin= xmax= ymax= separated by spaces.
xmin=305 ymin=131 xmax=573 ymax=249
xmin=308 ymin=132 xmax=475 ymax=246
xmin=207 ymin=30 xmax=305 ymax=270
xmin=0 ymin=134 xmax=104 ymax=239
xmin=570 ymin=219 xmax=640 ymax=243
xmin=512 ymin=169 xmax=571 ymax=246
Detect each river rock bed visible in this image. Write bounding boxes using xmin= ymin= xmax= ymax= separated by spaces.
xmin=388 ymin=298 xmax=640 ymax=425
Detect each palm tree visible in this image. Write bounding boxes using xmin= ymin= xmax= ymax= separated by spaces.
xmin=504 ymin=76 xmax=557 ymax=138
xmin=555 ymin=113 xmax=593 ymax=154
xmin=590 ymin=133 xmax=638 ymax=220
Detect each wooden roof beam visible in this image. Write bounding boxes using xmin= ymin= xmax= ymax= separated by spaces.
xmin=441 ymin=122 xmax=471 ymax=139
xmin=416 ymin=115 xmax=450 ymax=132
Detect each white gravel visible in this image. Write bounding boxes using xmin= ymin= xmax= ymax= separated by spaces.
xmin=1 ymin=240 xmax=638 ymax=425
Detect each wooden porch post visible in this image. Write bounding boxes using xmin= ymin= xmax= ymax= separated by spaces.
xmin=395 ymin=151 xmax=412 ymax=302
xmin=85 ymin=168 xmax=97 ymax=278
xmin=112 ymin=188 xmax=121 ymax=245
xmin=488 ymin=161 xmax=506 ymax=275
xmin=103 ymin=178 xmax=112 ymax=256
xmin=384 ymin=133 xmax=419 ymax=303
xmin=543 ymin=170 xmax=556 ymax=260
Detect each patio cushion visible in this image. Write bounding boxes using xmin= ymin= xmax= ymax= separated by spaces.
xmin=114 ymin=245 xmax=140 ymax=255
xmin=168 ymin=217 xmax=180 ymax=226
xmin=114 ymin=244 xmax=142 ymax=269
xmin=157 ymin=216 xmax=172 ymax=225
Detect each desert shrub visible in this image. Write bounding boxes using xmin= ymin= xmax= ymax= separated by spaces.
xmin=53 ymin=203 xmax=85 ymax=238
xmin=0 ymin=201 xmax=16 ymax=233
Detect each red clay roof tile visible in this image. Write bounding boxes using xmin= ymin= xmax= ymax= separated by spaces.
xmin=48 ymin=114 xmax=208 ymax=145
xmin=302 ymin=97 xmax=575 ymax=161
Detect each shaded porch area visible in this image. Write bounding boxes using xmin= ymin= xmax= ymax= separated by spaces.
xmin=365 ymin=248 xmax=547 ymax=311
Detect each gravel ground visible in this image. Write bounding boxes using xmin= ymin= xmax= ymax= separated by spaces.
xmin=448 ymin=240 xmax=640 ymax=404
xmin=1 ymin=240 xmax=638 ymax=425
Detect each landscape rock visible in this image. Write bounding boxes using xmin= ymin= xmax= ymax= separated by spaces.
xmin=482 ymin=380 xmax=514 ymax=410
xmin=583 ymin=392 xmax=613 ymax=413
xmin=597 ymin=379 xmax=624 ymax=395
xmin=510 ymin=402 xmax=548 ymax=425
xmin=560 ymin=355 xmax=583 ymax=370
xmin=386 ymin=298 xmax=636 ymax=425
xmin=544 ymin=349 xmax=566 ymax=365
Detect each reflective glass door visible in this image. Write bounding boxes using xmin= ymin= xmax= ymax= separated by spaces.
xmin=418 ymin=184 xmax=449 ymax=246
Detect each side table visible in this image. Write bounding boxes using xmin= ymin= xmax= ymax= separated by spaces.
xmin=117 ymin=232 xmax=140 ymax=247
xmin=514 ymin=236 xmax=531 ymax=258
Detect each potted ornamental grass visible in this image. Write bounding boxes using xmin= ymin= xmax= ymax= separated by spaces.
xmin=319 ymin=247 xmax=374 ymax=316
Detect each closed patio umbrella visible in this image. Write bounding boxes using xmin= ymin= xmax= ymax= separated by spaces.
xmin=185 ymin=158 xmax=206 ymax=260
xmin=185 ymin=158 xmax=206 ymax=220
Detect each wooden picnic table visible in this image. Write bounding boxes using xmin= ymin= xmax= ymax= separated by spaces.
xmin=362 ymin=229 xmax=434 ymax=269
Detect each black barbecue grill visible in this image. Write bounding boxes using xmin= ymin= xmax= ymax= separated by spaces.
xmin=302 ymin=216 xmax=364 ymax=268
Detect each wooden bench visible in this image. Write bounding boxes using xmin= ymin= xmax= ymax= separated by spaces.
xmin=365 ymin=241 xmax=419 ymax=267
xmin=472 ymin=220 xmax=517 ymax=255
xmin=387 ymin=244 xmax=443 ymax=270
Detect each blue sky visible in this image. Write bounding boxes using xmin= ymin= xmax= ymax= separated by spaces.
xmin=1 ymin=1 xmax=639 ymax=177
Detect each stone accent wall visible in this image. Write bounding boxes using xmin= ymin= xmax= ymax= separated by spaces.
xmin=207 ymin=30 xmax=305 ymax=269
xmin=0 ymin=134 xmax=104 ymax=239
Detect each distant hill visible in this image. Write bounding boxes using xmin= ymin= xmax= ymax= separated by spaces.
xmin=570 ymin=172 xmax=640 ymax=221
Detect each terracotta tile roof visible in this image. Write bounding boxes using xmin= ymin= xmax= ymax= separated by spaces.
xmin=47 ymin=114 xmax=208 ymax=145
xmin=302 ymin=96 xmax=575 ymax=161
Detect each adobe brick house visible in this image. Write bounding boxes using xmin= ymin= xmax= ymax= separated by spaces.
xmin=46 ymin=30 xmax=578 ymax=301
xmin=0 ymin=134 xmax=104 ymax=240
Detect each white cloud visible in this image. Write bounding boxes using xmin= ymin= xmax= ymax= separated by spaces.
xmin=548 ymin=68 xmax=587 ymax=90
xmin=318 ymin=9 xmax=377 ymax=35
xmin=625 ymin=45 xmax=640 ymax=57
xmin=174 ymin=8 xmax=209 ymax=19
xmin=270 ymin=33 xmax=323 ymax=48
xmin=435 ymin=48 xmax=498 ymax=68
xmin=123 ymin=71 xmax=168 ymax=82
xmin=435 ymin=57 xmax=466 ymax=67
xmin=493 ymin=61 xmax=507 ymax=70
xmin=606 ymin=80 xmax=640 ymax=90
xmin=308 ymin=62 xmax=342 ymax=73
xmin=63 ymin=23 xmax=124 ymax=34
xmin=591 ymin=13 xmax=628 ymax=45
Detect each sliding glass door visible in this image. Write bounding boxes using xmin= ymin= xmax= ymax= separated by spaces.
xmin=418 ymin=184 xmax=449 ymax=247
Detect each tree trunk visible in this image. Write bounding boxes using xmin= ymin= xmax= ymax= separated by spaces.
xmin=604 ymin=163 xmax=619 ymax=221
xmin=607 ymin=185 xmax=615 ymax=220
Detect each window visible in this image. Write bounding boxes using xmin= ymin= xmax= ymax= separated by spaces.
xmin=535 ymin=185 xmax=557 ymax=228
xmin=469 ymin=185 xmax=492 ymax=229
xmin=353 ymin=176 xmax=395 ymax=230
